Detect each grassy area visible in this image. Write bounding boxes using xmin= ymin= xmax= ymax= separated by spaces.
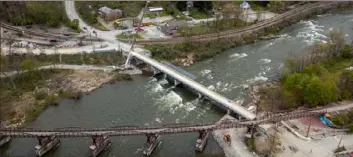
xmin=178 ymin=18 xmax=248 ymax=36
xmin=116 ymin=33 xmax=143 ymax=40
xmin=0 ymin=69 xmax=73 ymax=123
xmin=323 ymin=58 xmax=352 ymax=73
xmin=188 ymin=8 xmax=209 ymax=19
xmin=93 ymin=23 xmax=109 ymax=31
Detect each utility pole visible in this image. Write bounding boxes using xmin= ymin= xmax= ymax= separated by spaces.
xmin=125 ymin=1 xmax=149 ymax=69
xmin=131 ymin=1 xmax=149 ymax=51
xmin=336 ymin=132 xmax=344 ymax=150
xmin=268 ymin=122 xmax=279 ymax=157
xmin=306 ymin=118 xmax=312 ymax=137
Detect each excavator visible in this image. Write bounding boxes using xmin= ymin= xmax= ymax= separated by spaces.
xmin=223 ymin=134 xmax=231 ymax=146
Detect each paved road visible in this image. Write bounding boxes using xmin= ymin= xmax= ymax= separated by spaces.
xmin=65 ymin=1 xmax=122 ymax=42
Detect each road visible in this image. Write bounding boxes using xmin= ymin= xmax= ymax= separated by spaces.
xmin=65 ymin=1 xmax=122 ymax=42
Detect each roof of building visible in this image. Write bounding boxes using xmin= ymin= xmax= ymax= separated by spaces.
xmin=240 ymin=1 xmax=250 ymax=9
xmin=162 ymin=20 xmax=187 ymax=34
xmin=98 ymin=6 xmax=122 ymax=14
xmin=148 ymin=7 xmax=163 ymax=12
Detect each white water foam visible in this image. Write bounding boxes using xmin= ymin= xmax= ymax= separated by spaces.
xmin=214 ymin=81 xmax=238 ymax=92
xmin=257 ymin=58 xmax=272 ymax=64
xmin=229 ymin=53 xmax=248 ymax=60
xmin=317 ymin=13 xmax=332 ymax=17
xmin=297 ymin=20 xmax=327 ymax=45
xmin=155 ymin=117 xmax=162 ymax=123
xmin=246 ymin=76 xmax=268 ymax=84
xmin=207 ymin=85 xmax=216 ymax=91
xmin=151 ymin=83 xmax=163 ymax=93
xmin=156 ymin=91 xmax=183 ymax=114
xmin=200 ymin=69 xmax=213 ymax=80
xmin=201 ymin=69 xmax=211 ymax=76
xmin=184 ymin=99 xmax=198 ymax=112
xmin=233 ymin=98 xmax=245 ymax=106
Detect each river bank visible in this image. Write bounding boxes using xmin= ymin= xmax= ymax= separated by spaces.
xmin=146 ymin=2 xmax=353 ymax=67
xmin=2 ymin=8 xmax=353 ymax=157
xmin=0 ymin=69 xmax=132 ymax=128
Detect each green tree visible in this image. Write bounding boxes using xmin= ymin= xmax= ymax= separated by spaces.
xmin=340 ymin=44 xmax=353 ymax=58
xmin=348 ymin=123 xmax=353 ymax=133
xmin=68 ymin=19 xmax=80 ymax=31
xmin=339 ymin=70 xmax=353 ymax=99
xmin=267 ymin=1 xmax=284 ymax=12
xmin=302 ymin=64 xmax=329 ymax=78
xmin=284 ymin=73 xmax=311 ymax=91
xmin=303 ymin=77 xmax=339 ymax=107
xmin=283 ymin=73 xmax=313 ymax=104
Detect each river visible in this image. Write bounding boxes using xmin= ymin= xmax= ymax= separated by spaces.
xmin=1 ymin=9 xmax=352 ymax=157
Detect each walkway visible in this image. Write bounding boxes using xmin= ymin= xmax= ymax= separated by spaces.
xmin=0 ymin=64 xmax=118 ymax=78
xmin=213 ymin=115 xmax=255 ymax=157
xmin=0 ymin=110 xmax=328 ymax=138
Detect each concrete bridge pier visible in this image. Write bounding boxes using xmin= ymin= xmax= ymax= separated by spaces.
xmin=89 ymin=135 xmax=111 ymax=157
xmin=197 ymin=93 xmax=204 ymax=99
xmin=195 ymin=130 xmax=210 ymax=152
xmin=34 ymin=136 xmax=60 ymax=157
xmin=0 ymin=136 xmax=11 ymax=147
xmin=143 ymin=134 xmax=161 ymax=156
xmin=165 ymin=75 xmax=181 ymax=86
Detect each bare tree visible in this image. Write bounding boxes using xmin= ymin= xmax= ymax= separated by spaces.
xmin=249 ymin=83 xmax=261 ymax=139
xmin=328 ymin=28 xmax=345 ymax=57
xmin=221 ymin=3 xmax=235 ymax=28
xmin=6 ymin=34 xmax=16 ymax=56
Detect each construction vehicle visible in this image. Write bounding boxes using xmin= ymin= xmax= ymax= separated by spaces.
xmin=223 ymin=134 xmax=231 ymax=146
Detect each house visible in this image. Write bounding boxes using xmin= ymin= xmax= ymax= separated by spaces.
xmin=160 ymin=20 xmax=187 ymax=35
xmin=98 ymin=6 xmax=123 ymax=21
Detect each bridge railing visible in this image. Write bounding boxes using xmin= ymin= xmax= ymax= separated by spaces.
xmin=160 ymin=61 xmax=197 ymax=80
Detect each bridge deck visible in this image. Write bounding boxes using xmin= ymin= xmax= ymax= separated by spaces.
xmin=131 ymin=51 xmax=256 ymax=120
xmin=0 ymin=111 xmax=324 ymax=138
xmin=160 ymin=61 xmax=197 ymax=80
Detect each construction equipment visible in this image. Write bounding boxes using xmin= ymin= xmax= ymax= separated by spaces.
xmin=223 ymin=134 xmax=231 ymax=145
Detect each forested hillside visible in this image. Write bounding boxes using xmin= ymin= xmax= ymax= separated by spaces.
xmin=0 ymin=1 xmax=68 ymax=27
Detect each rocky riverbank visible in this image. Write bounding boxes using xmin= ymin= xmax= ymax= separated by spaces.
xmin=0 ymin=69 xmax=132 ymax=128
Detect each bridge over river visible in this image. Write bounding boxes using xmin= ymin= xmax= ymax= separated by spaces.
xmin=127 ymin=50 xmax=256 ymax=120
xmin=0 ymin=109 xmax=330 ymax=156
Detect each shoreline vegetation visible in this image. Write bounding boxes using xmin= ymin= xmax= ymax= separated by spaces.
xmin=258 ymin=28 xmax=353 ymax=129
xmin=146 ymin=3 xmax=353 ymax=66
xmin=0 ymin=52 xmax=133 ymax=128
